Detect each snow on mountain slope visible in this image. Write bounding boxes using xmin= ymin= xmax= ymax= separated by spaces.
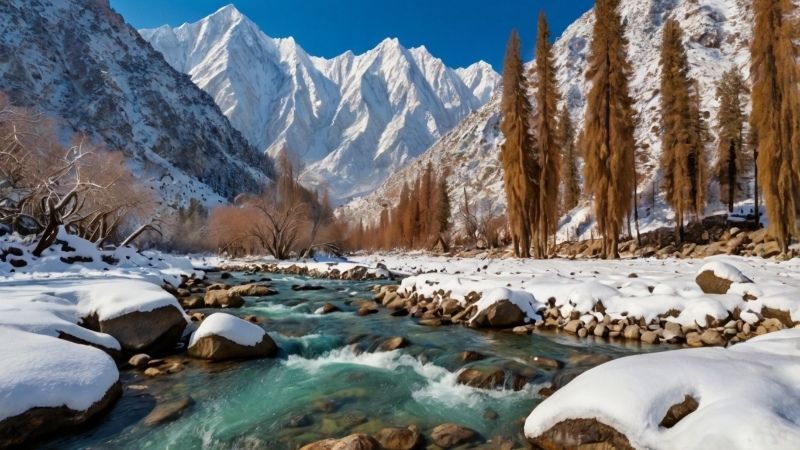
xmin=342 ymin=0 xmax=754 ymax=238
xmin=0 ymin=0 xmax=274 ymax=209
xmin=140 ymin=5 xmax=499 ymax=202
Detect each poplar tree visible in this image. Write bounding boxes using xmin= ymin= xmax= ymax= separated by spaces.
xmin=715 ymin=69 xmax=746 ymax=213
xmin=500 ymin=30 xmax=538 ymax=258
xmin=659 ymin=18 xmax=705 ymax=243
xmin=532 ymin=11 xmax=562 ymax=258
xmin=558 ymin=103 xmax=580 ymax=211
xmin=436 ymin=174 xmax=451 ymax=235
xmin=581 ymin=0 xmax=636 ymax=259
xmin=750 ymin=0 xmax=800 ymax=253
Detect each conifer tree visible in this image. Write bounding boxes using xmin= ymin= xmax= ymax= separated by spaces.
xmin=500 ymin=30 xmax=538 ymax=257
xmin=532 ymin=11 xmax=562 ymax=258
xmin=715 ymin=69 xmax=747 ymax=213
xmin=558 ymin=103 xmax=580 ymax=211
xmin=581 ymin=0 xmax=636 ymax=259
xmin=436 ymin=174 xmax=451 ymax=235
xmin=659 ymin=18 xmax=705 ymax=243
xmin=750 ymin=0 xmax=800 ymax=253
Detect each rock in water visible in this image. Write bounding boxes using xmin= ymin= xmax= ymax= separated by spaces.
xmin=204 ymin=289 xmax=245 ymax=308
xmin=93 ymin=305 xmax=187 ymax=353
xmin=375 ymin=426 xmax=422 ymax=450
xmin=229 ymin=284 xmax=276 ymax=297
xmin=299 ymin=433 xmax=381 ymax=450
xmin=187 ymin=313 xmax=278 ymax=361
xmin=143 ymin=396 xmax=194 ymax=426
xmin=430 ymin=423 xmax=479 ymax=448
xmin=472 ymin=300 xmax=525 ymax=328
xmin=379 ymin=336 xmax=409 ymax=352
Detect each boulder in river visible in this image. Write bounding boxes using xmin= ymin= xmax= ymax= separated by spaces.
xmin=143 ymin=396 xmax=194 ymax=426
xmin=471 ymin=300 xmax=525 ymax=328
xmin=204 ymin=289 xmax=244 ymax=308
xmin=89 ymin=305 xmax=187 ymax=353
xmin=187 ymin=313 xmax=278 ymax=361
xmin=229 ymin=284 xmax=276 ymax=297
xmin=379 ymin=336 xmax=409 ymax=352
xmin=375 ymin=426 xmax=422 ymax=450
xmin=430 ymin=423 xmax=479 ymax=448
xmin=299 ymin=433 xmax=382 ymax=450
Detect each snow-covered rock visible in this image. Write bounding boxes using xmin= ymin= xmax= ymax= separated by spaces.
xmin=342 ymin=0 xmax=754 ymax=236
xmin=140 ymin=5 xmax=498 ymax=201
xmin=0 ymin=328 xmax=121 ymax=447
xmin=0 ymin=0 xmax=274 ymax=209
xmin=696 ymin=261 xmax=753 ymax=294
xmin=524 ymin=329 xmax=800 ymax=449
xmin=188 ymin=313 xmax=278 ymax=361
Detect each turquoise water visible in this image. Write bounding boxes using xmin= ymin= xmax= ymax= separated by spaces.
xmin=44 ymin=273 xmax=667 ymax=449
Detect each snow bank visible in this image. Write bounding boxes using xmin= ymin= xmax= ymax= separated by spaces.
xmin=356 ymin=254 xmax=800 ymax=328
xmin=0 ymin=327 xmax=119 ymax=421
xmin=189 ymin=313 xmax=265 ymax=347
xmin=524 ymin=329 xmax=800 ymax=449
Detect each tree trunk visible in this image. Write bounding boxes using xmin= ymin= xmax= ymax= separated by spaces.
xmin=728 ymin=140 xmax=736 ymax=213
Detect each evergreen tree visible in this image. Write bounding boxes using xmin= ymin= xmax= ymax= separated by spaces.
xmin=659 ymin=18 xmax=705 ymax=243
xmin=715 ymin=68 xmax=747 ymax=213
xmin=558 ymin=103 xmax=580 ymax=211
xmin=532 ymin=11 xmax=562 ymax=258
xmin=581 ymin=0 xmax=636 ymax=259
xmin=436 ymin=174 xmax=451 ymax=235
xmin=750 ymin=0 xmax=800 ymax=253
xmin=500 ymin=30 xmax=538 ymax=257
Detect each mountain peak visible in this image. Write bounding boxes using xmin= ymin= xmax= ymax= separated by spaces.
xmin=211 ymin=4 xmax=244 ymax=22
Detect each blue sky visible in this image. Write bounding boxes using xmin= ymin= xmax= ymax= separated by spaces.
xmin=110 ymin=0 xmax=595 ymax=70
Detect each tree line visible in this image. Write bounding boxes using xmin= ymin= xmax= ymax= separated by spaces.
xmin=500 ymin=0 xmax=799 ymax=259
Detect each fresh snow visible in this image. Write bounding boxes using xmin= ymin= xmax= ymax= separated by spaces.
xmin=189 ymin=313 xmax=266 ymax=347
xmin=699 ymin=261 xmax=752 ymax=283
xmin=524 ymin=329 xmax=800 ymax=449
xmin=352 ymin=253 xmax=800 ymax=327
xmin=0 ymin=231 xmax=197 ymax=421
xmin=0 ymin=327 xmax=118 ymax=421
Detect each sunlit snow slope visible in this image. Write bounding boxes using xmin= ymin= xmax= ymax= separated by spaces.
xmin=140 ymin=5 xmax=500 ymax=202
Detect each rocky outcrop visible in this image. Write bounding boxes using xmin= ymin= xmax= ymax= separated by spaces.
xmin=527 ymin=418 xmax=634 ymax=450
xmin=0 ymin=382 xmax=122 ymax=448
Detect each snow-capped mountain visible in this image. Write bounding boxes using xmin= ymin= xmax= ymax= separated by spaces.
xmin=140 ymin=5 xmax=499 ymax=202
xmin=0 ymin=0 xmax=274 ymax=208
xmin=342 ymin=0 xmax=754 ymax=238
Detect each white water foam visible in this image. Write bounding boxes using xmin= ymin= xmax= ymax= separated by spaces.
xmin=285 ymin=346 xmax=540 ymax=409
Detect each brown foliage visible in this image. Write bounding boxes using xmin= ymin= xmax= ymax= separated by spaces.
xmin=531 ymin=12 xmax=562 ymax=257
xmin=750 ymin=0 xmax=800 ymax=253
xmin=208 ymin=149 xmax=341 ymax=259
xmin=500 ymin=30 xmax=538 ymax=257
xmin=0 ymin=94 xmax=155 ymax=253
xmin=581 ymin=0 xmax=636 ymax=258
xmin=659 ymin=19 xmax=707 ymax=242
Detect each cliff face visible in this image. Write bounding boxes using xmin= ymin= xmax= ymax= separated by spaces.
xmin=0 ymin=0 xmax=275 ymax=208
